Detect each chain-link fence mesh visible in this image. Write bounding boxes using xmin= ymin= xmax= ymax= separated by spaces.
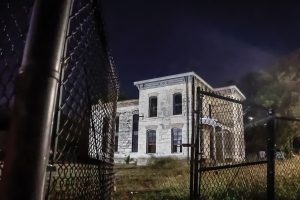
xmin=1 ymin=0 xmax=118 ymax=199
xmin=0 ymin=0 xmax=34 ymax=181
xmin=195 ymin=88 xmax=269 ymax=200
xmin=2 ymin=1 xmax=300 ymax=200
xmin=192 ymin=89 xmax=300 ymax=200
xmin=46 ymin=0 xmax=119 ymax=199
xmin=274 ymin=118 xmax=300 ymax=200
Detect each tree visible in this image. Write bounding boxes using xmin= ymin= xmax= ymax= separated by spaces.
xmin=118 ymin=91 xmax=130 ymax=101
xmin=239 ymin=49 xmax=300 ymax=156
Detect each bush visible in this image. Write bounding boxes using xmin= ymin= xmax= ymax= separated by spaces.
xmin=124 ymin=155 xmax=134 ymax=164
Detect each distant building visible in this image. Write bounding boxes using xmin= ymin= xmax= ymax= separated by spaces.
xmin=114 ymin=72 xmax=246 ymax=165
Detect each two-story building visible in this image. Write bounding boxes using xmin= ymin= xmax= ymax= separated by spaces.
xmin=114 ymin=72 xmax=246 ymax=165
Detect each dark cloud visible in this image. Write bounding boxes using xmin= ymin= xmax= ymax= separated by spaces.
xmin=190 ymin=30 xmax=277 ymax=83
xmin=102 ymin=1 xmax=300 ymax=98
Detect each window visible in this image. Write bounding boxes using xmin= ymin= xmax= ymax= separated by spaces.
xmin=209 ymin=104 xmax=212 ymax=118
xmin=115 ymin=116 xmax=119 ymax=132
xmin=147 ymin=130 xmax=156 ymax=153
xmin=102 ymin=117 xmax=109 ymax=153
xmin=171 ymin=128 xmax=182 ymax=153
xmin=132 ymin=114 xmax=139 ymax=152
xmin=115 ymin=116 xmax=119 ymax=152
xmin=149 ymin=96 xmax=157 ymax=117
xmin=173 ymin=93 xmax=182 ymax=115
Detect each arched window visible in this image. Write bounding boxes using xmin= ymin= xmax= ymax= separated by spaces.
xmin=171 ymin=128 xmax=182 ymax=153
xmin=173 ymin=93 xmax=182 ymax=115
xmin=132 ymin=114 xmax=139 ymax=152
xmin=147 ymin=130 xmax=156 ymax=153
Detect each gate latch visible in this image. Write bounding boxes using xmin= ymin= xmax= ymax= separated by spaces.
xmin=47 ymin=164 xmax=57 ymax=172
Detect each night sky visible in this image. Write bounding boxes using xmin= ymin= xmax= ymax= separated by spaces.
xmin=102 ymin=1 xmax=300 ymax=98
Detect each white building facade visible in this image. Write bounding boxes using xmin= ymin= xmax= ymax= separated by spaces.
xmin=114 ymin=72 xmax=246 ymax=165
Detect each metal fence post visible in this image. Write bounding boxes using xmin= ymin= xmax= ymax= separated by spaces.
xmin=0 ymin=0 xmax=72 ymax=199
xmin=267 ymin=108 xmax=275 ymax=200
xmin=193 ymin=87 xmax=202 ymax=200
xmin=189 ymin=77 xmax=195 ymax=199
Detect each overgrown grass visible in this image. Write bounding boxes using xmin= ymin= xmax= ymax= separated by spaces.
xmin=113 ymin=156 xmax=300 ymax=200
xmin=113 ymin=157 xmax=189 ymax=200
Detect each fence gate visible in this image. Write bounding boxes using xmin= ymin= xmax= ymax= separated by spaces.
xmin=190 ymin=87 xmax=274 ymax=200
xmin=274 ymin=116 xmax=300 ymax=200
xmin=190 ymin=87 xmax=300 ymax=200
xmin=0 ymin=0 xmax=118 ymax=199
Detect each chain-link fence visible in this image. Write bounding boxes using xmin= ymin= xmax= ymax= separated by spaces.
xmin=0 ymin=0 xmax=118 ymax=199
xmin=45 ymin=0 xmax=119 ymax=199
xmin=189 ymin=88 xmax=300 ymax=200
xmin=274 ymin=117 xmax=300 ymax=200
xmin=0 ymin=0 xmax=34 ymax=181
xmin=190 ymin=88 xmax=269 ymax=199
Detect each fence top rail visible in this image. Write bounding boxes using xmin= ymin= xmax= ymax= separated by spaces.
xmin=199 ymin=89 xmax=243 ymax=104
xmin=275 ymin=116 xmax=300 ymax=122
xmin=198 ymin=89 xmax=268 ymax=111
xmin=199 ymin=160 xmax=268 ymax=172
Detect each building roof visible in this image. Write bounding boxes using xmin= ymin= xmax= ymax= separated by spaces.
xmin=133 ymin=71 xmax=214 ymax=90
xmin=117 ymin=99 xmax=139 ymax=107
xmin=130 ymin=71 xmax=246 ymax=101
xmin=214 ymin=85 xmax=246 ymax=100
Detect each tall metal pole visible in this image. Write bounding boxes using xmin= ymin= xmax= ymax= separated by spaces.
xmin=194 ymin=87 xmax=202 ymax=199
xmin=267 ymin=108 xmax=275 ymax=200
xmin=198 ymin=88 xmax=204 ymax=199
xmin=189 ymin=77 xmax=195 ymax=199
xmin=0 ymin=0 xmax=72 ymax=199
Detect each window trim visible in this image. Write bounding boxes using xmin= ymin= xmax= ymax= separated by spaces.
xmin=102 ymin=117 xmax=109 ymax=153
xmin=173 ymin=93 xmax=182 ymax=115
xmin=132 ymin=114 xmax=139 ymax=152
xmin=171 ymin=128 xmax=182 ymax=153
xmin=114 ymin=116 xmax=119 ymax=152
xmin=209 ymin=104 xmax=212 ymax=118
xmin=149 ymin=96 xmax=158 ymax=117
xmin=114 ymin=132 xmax=118 ymax=152
xmin=146 ymin=130 xmax=156 ymax=153
xmin=115 ymin=116 xmax=119 ymax=133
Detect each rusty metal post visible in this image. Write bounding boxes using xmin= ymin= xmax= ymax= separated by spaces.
xmin=0 ymin=0 xmax=72 ymax=199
